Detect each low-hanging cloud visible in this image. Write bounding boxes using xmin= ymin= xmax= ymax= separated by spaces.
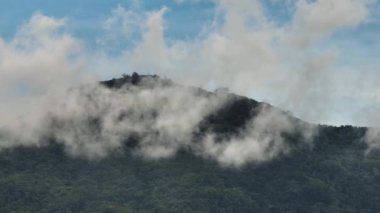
xmin=0 ymin=13 xmax=88 ymax=147
xmin=0 ymin=0 xmax=378 ymax=166
xmin=200 ymin=104 xmax=317 ymax=167
xmin=44 ymin=81 xmax=230 ymax=159
xmin=0 ymin=72 xmax=316 ymax=166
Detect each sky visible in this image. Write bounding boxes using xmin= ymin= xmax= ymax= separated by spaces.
xmin=0 ymin=0 xmax=380 ymax=126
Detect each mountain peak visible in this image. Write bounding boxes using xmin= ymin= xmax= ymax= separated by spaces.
xmin=100 ymin=72 xmax=173 ymax=89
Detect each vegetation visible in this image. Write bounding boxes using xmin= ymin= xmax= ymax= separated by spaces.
xmin=1 ymin=127 xmax=378 ymax=212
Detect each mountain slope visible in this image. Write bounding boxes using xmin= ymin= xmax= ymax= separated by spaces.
xmin=0 ymin=74 xmax=378 ymax=212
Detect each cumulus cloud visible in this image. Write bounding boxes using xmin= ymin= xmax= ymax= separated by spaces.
xmin=0 ymin=13 xmax=90 ymax=148
xmin=0 ymin=13 xmax=83 ymax=95
xmin=114 ymin=0 xmax=372 ymax=125
xmin=288 ymin=0 xmax=370 ymax=48
xmin=98 ymin=3 xmax=144 ymax=51
xmin=126 ymin=7 xmax=171 ymax=74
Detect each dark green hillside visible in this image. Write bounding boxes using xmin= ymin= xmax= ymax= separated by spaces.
xmin=0 ymin=127 xmax=378 ymax=213
xmin=1 ymin=74 xmax=379 ymax=212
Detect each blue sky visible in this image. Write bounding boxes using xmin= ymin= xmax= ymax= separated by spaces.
xmin=0 ymin=0 xmax=378 ymax=57
xmin=0 ymin=0 xmax=380 ymax=126
xmin=0 ymin=0 xmax=378 ymax=66
xmin=0 ymin=0 xmax=215 ymax=42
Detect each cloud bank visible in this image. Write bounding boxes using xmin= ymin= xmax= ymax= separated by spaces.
xmin=0 ymin=0 xmax=379 ymax=166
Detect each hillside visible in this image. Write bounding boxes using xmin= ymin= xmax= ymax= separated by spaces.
xmin=0 ymin=74 xmax=378 ymax=212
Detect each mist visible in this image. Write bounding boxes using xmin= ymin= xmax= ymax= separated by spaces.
xmin=0 ymin=0 xmax=379 ymax=166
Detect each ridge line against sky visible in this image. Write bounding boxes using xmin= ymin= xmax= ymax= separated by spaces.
xmin=0 ymin=0 xmax=380 ymax=126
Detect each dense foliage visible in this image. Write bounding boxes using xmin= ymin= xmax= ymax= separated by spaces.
xmin=0 ymin=126 xmax=378 ymax=212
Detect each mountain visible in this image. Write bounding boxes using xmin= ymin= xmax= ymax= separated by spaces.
xmin=0 ymin=73 xmax=378 ymax=213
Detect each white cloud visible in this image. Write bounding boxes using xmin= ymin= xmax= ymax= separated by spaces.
xmin=99 ymin=4 xmax=144 ymax=49
xmin=201 ymin=106 xmax=293 ymax=166
xmin=288 ymin=0 xmax=369 ymax=48
xmin=0 ymin=13 xmax=84 ymax=95
xmin=126 ymin=7 xmax=170 ymax=73
xmin=0 ymin=13 xmax=91 ymax=148
xmin=0 ymin=0 xmax=378 ymax=165
xmin=172 ymin=0 xmax=201 ymax=4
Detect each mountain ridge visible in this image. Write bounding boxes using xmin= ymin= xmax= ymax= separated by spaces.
xmin=0 ymin=73 xmax=377 ymax=212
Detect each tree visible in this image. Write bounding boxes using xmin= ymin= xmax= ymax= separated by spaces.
xmin=132 ymin=72 xmax=140 ymax=85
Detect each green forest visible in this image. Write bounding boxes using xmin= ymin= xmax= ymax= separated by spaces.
xmin=0 ymin=125 xmax=378 ymax=212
